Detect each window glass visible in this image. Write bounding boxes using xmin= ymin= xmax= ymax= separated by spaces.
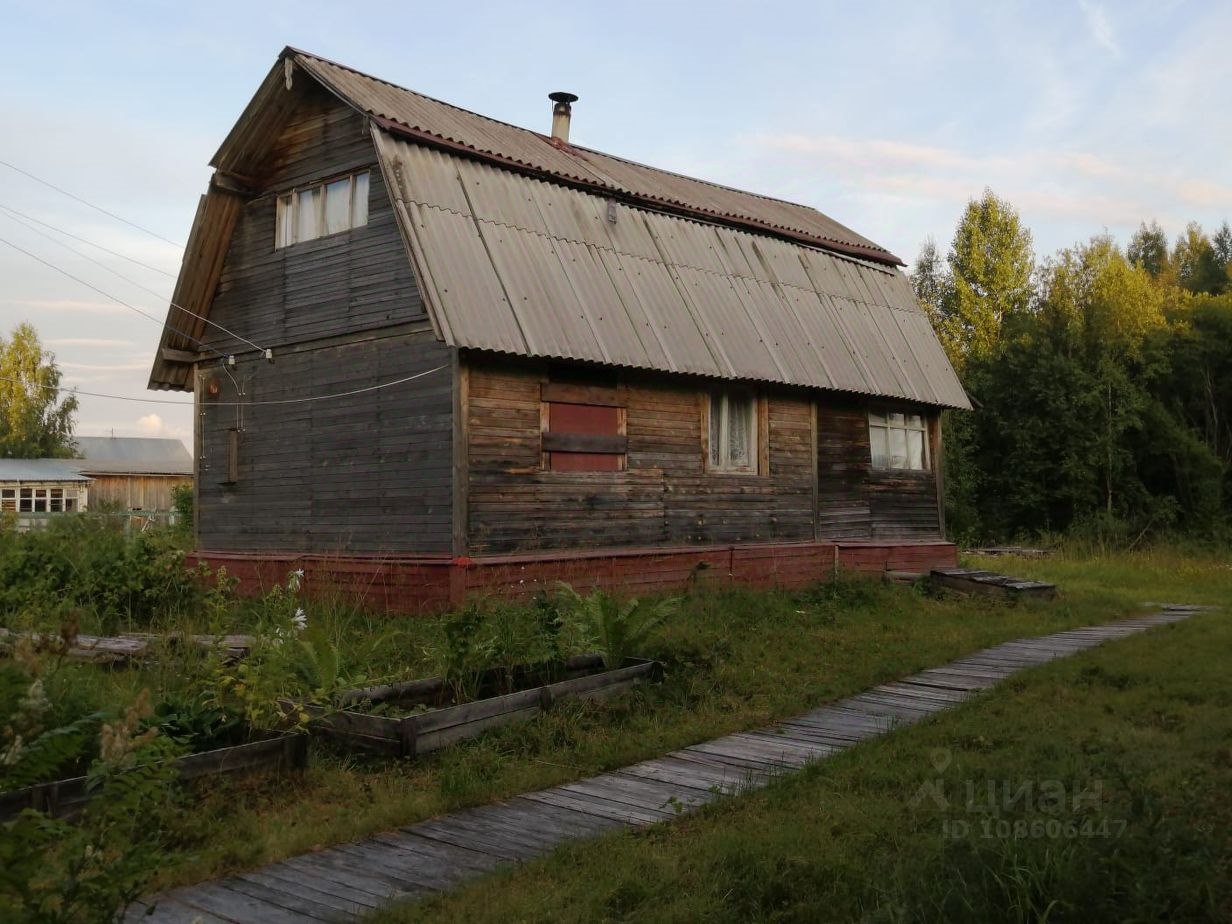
xmin=324 ymin=178 xmax=352 ymax=235
xmin=869 ymin=425 xmax=888 ymax=468
xmin=352 ymin=172 xmax=369 ymax=226
xmin=296 ymin=187 xmax=320 ymax=242
xmin=276 ymin=172 xmax=370 ymax=249
xmin=709 ymin=393 xmax=723 ymax=468
xmin=868 ymin=409 xmax=929 ymax=471
xmin=276 ymin=194 xmax=294 ymax=247
xmin=889 ymin=428 xmax=908 ymax=469
xmin=709 ymin=391 xmax=757 ymax=472
xmin=907 ymin=430 xmax=925 ymax=469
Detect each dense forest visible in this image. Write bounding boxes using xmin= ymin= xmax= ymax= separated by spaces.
xmin=914 ymin=191 xmax=1232 ymax=545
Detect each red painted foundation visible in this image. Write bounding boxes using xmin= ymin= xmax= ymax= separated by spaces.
xmin=188 ymin=539 xmax=958 ymax=615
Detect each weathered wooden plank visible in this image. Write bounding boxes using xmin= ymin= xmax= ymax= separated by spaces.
xmin=162 ymin=880 xmax=314 ymax=924
xmin=522 ymin=787 xmax=667 ymax=826
xmin=227 ymin=872 xmax=363 ymax=920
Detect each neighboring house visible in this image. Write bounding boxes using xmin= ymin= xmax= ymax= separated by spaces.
xmin=147 ymin=48 xmax=970 ymax=609
xmin=73 ymin=436 xmax=193 ymax=513
xmin=0 ymin=460 xmax=90 ymax=530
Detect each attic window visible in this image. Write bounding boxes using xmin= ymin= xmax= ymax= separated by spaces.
xmin=869 ymin=411 xmax=929 ymax=471
xmin=275 ymin=171 xmax=369 ymax=248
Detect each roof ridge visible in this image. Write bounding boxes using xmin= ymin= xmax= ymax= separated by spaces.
xmin=286 ymin=47 xmax=561 ymax=148
xmin=285 ymin=47 xmax=892 ymax=262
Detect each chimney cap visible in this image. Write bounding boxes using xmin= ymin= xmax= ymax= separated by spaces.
xmin=549 ymin=91 xmax=578 ymax=104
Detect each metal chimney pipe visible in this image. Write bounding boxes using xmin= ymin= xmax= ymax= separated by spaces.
xmin=549 ymin=91 xmax=578 ymax=145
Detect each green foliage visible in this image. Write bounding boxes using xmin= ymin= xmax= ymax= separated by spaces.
xmin=917 ymin=194 xmax=1232 ymax=545
xmin=0 ymin=642 xmax=187 ymax=922
xmin=0 ymin=695 xmax=183 ymax=923
xmin=930 ymin=188 xmax=1034 ymax=370
xmin=0 ymin=323 xmax=77 ymax=459
xmin=554 ymin=583 xmax=679 ymax=669
xmin=169 ymin=484 xmax=193 ymax=535
xmin=0 ymin=514 xmax=201 ymax=631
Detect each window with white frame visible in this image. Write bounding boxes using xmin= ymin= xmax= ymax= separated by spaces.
xmin=708 ymin=391 xmax=758 ymax=473
xmin=2 ymin=486 xmax=78 ymax=513
xmin=868 ymin=411 xmax=929 ymax=471
xmin=275 ymin=171 xmax=370 ymax=248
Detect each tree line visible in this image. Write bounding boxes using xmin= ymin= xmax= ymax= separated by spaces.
xmin=915 ymin=191 xmax=1232 ymax=545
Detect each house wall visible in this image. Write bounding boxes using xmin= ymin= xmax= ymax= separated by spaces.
xmin=463 ymin=359 xmax=941 ymax=554
xmin=85 ymin=474 xmax=190 ymax=512
xmin=816 ymin=404 xmax=942 ymax=540
xmin=194 ymin=84 xmax=453 ymax=553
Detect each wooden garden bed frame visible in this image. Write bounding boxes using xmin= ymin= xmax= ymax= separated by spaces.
xmin=0 ymin=732 xmax=307 ymax=821
xmin=300 ymin=653 xmax=662 ymax=758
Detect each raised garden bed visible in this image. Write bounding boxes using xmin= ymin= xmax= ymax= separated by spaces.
xmin=930 ymin=568 xmax=1057 ymax=601
xmin=300 ymin=654 xmax=662 ymax=758
xmin=0 ymin=732 xmax=307 ymax=821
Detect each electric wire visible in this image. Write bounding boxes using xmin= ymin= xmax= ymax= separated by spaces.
xmin=0 ymin=364 xmax=448 ymax=407
xmin=0 ymin=234 xmax=265 ymax=357
xmin=0 ymin=158 xmax=182 ymax=247
xmin=0 ymin=202 xmax=176 ymax=277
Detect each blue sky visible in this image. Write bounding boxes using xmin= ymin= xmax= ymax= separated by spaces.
xmin=1 ymin=0 xmax=1229 ymax=442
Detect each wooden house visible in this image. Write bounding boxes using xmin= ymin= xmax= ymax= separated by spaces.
xmin=0 ymin=460 xmax=90 ymax=530
xmin=73 ymin=437 xmax=192 ymax=514
xmin=148 ymin=49 xmax=969 ymax=610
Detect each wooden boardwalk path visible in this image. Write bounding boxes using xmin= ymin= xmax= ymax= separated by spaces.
xmin=128 ymin=606 xmax=1207 ymax=923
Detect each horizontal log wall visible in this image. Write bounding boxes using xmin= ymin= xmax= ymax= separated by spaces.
xmin=466 ymin=360 xmax=816 ymax=553
xmin=816 ymin=404 xmax=942 ymax=540
xmin=198 ymin=329 xmax=453 ymax=552
xmin=194 ymin=83 xmax=452 ymax=553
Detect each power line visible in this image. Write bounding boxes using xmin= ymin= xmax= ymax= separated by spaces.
xmin=0 ymin=233 xmax=266 ymax=356
xmin=0 ymin=203 xmax=176 ymax=277
xmin=0 ymin=158 xmax=182 ymax=248
xmin=0 ymin=364 xmax=448 ymax=407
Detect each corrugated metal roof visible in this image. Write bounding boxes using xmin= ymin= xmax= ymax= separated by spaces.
xmin=376 ymin=132 xmax=969 ymax=409
xmin=74 ymin=437 xmax=191 ymax=464
xmin=0 ymin=460 xmax=91 ymax=483
xmin=282 ymin=50 xmax=899 ymax=266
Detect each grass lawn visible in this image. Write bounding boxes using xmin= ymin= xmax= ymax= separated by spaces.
xmin=370 ymin=592 xmax=1232 ymax=922
xmin=138 ymin=547 xmax=1230 ymax=894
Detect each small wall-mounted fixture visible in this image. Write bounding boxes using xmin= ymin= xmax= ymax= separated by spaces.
xmin=206 ymin=377 xmax=221 ymax=398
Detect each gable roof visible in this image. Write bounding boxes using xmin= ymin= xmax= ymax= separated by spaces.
xmin=149 ymin=49 xmax=968 ymax=410
xmin=73 ymin=437 xmax=192 ymax=476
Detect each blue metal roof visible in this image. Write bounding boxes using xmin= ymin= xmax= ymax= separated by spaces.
xmin=0 ymin=459 xmax=91 ymax=483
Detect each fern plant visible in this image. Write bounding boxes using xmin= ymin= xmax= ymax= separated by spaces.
xmin=555 ymin=583 xmax=678 ymax=669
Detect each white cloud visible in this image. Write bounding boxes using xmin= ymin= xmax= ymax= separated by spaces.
xmin=1080 ymin=1 xmax=1121 ymax=56
xmin=136 ymin=413 xmax=166 ymax=436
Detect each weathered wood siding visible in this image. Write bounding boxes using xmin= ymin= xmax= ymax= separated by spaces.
xmin=198 ymin=328 xmax=452 ymax=552
xmin=466 ymin=360 xmax=816 ymax=553
xmin=84 ymin=474 xmax=189 ymax=512
xmin=201 ymin=83 xmax=423 ymax=354
xmin=195 ymin=84 xmax=452 ymax=553
xmin=816 ymin=405 xmax=941 ymax=540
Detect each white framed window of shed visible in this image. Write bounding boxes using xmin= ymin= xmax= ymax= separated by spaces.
xmin=275 ymin=171 xmax=369 ymax=248
xmin=868 ymin=410 xmax=929 ymax=471
xmin=707 ymin=390 xmax=759 ymax=473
